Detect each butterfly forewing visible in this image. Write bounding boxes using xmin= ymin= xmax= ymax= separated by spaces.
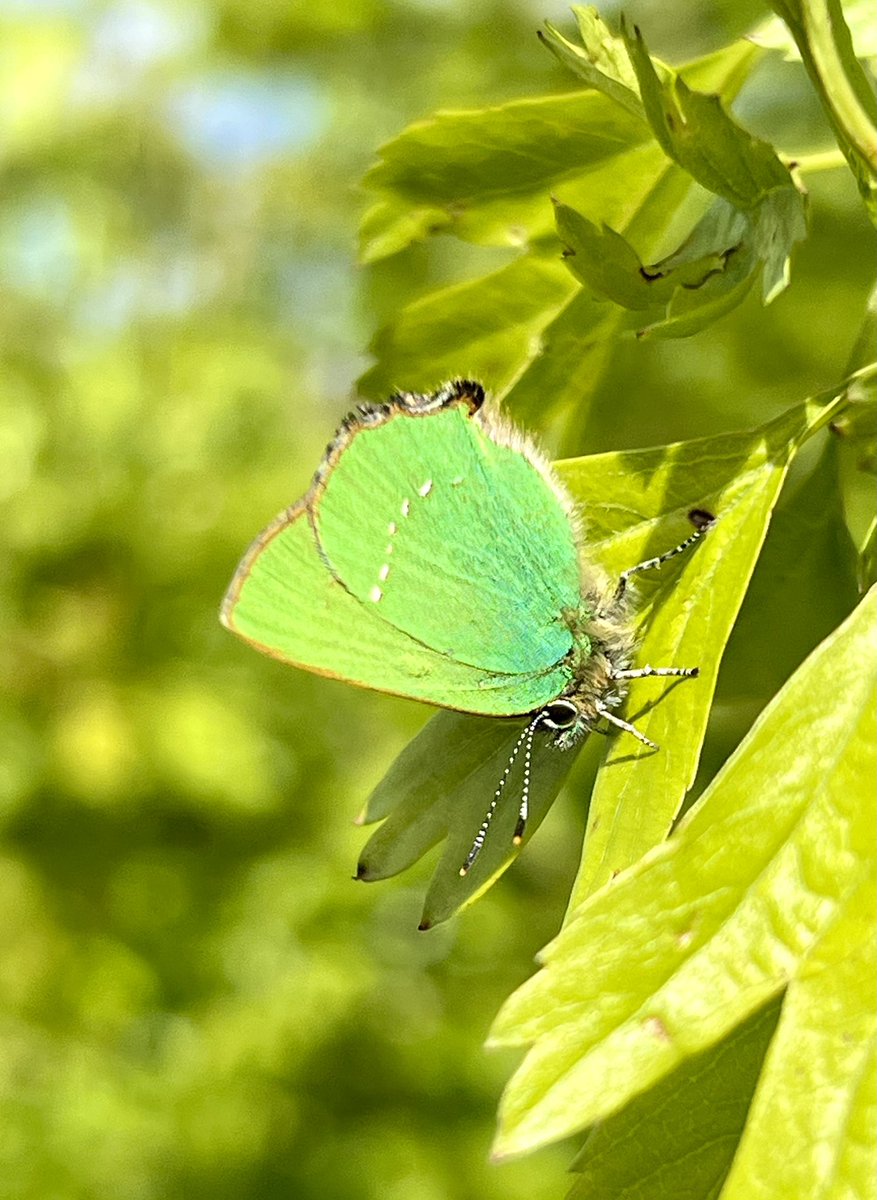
xmin=312 ymin=402 xmax=581 ymax=677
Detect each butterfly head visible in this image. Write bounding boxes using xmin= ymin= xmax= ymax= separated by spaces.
xmin=539 ymin=696 xmax=589 ymax=751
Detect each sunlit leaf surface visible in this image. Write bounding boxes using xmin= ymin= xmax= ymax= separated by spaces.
xmin=490 ymin=587 xmax=876 ymax=1166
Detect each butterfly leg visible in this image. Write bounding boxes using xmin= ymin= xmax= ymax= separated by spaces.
xmin=594 ymin=700 xmax=659 ymax=750
xmin=613 ymin=664 xmax=699 ymax=681
xmin=613 ymin=508 xmax=715 ymax=604
xmin=604 ymin=667 xmax=699 ymax=749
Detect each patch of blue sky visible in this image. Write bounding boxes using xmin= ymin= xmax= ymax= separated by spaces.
xmin=90 ymin=0 xmax=206 ymax=70
xmin=69 ymin=1 xmax=208 ymax=107
xmin=0 ymin=194 xmax=78 ymax=297
xmin=167 ymin=71 xmax=329 ymax=171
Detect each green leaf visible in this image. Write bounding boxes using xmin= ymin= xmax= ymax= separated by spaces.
xmin=567 ymin=999 xmax=782 ymax=1200
xmin=859 ymin=515 xmax=877 ymax=591
xmin=555 ymin=195 xmax=754 ymax=334
xmin=716 ymin=434 xmax=859 ymax=708
xmin=767 ymin=0 xmax=877 ymax=220
xmin=490 ymin=584 xmax=876 ymax=1158
xmin=358 ymin=256 xmax=576 ymax=400
xmin=555 ymin=203 xmax=661 ymax=310
xmin=639 ymin=253 xmax=757 ymax=339
xmin=359 ymin=91 xmax=652 ymax=260
xmin=503 ymin=159 xmax=701 ymax=436
xmin=359 ymin=40 xmax=758 ymax=261
xmin=360 ymin=40 xmax=761 ymax=418
xmin=538 ymin=7 xmax=645 ymax=120
xmin=624 ymin=21 xmax=808 ymax=302
xmin=721 ymin=875 xmax=877 ymax=1200
xmin=560 ymin=387 xmax=848 ymax=907
xmin=628 ymin=25 xmax=788 ymax=208
xmin=356 ymin=708 xmax=586 ymax=930
xmin=545 ymin=19 xmax=798 ymax=328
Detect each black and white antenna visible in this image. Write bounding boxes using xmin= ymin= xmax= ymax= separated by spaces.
xmin=459 ymin=710 xmax=546 ymax=876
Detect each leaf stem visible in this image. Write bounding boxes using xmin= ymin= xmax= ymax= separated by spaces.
xmin=783 ymin=148 xmax=848 ymax=173
xmin=803 ymin=0 xmax=877 ymax=172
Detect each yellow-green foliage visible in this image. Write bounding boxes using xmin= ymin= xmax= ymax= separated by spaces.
xmin=0 ymin=3 xmax=873 ymax=1200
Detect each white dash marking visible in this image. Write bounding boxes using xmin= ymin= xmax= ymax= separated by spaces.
xmin=369 ymin=586 xmax=383 ymax=603
xmin=379 ymin=563 xmax=390 ymax=581
xmin=385 ymin=543 xmax=393 ymax=555
xmin=418 ymin=478 xmax=433 ymax=497
xmin=387 ymin=521 xmax=397 ymax=536
xmin=451 ymin=476 xmax=463 ymax=486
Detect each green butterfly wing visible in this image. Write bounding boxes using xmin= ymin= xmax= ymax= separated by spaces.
xmin=222 ymin=391 xmax=581 ymax=715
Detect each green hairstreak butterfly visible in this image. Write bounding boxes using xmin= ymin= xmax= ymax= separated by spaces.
xmin=221 ymin=380 xmax=712 ymax=874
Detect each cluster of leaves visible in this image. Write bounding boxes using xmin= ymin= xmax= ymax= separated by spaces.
xmin=356 ymin=5 xmax=876 ymax=1199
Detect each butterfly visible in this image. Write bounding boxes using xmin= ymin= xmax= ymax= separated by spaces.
xmin=221 ymin=380 xmax=711 ymax=874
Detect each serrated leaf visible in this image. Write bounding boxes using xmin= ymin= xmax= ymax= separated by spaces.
xmin=567 ymin=999 xmax=782 ymax=1200
xmin=360 ymin=41 xmax=760 ymax=415
xmin=539 ymin=7 xmax=645 ymax=120
xmin=555 ymin=195 xmax=753 ymax=329
xmin=561 ymin=388 xmax=849 ymax=907
xmin=489 ymin=585 xmax=876 ymax=1158
xmin=356 ymin=708 xmax=586 ymax=930
xmin=359 ymin=41 xmax=758 ymax=261
xmin=628 ymin=26 xmax=790 ymax=207
xmin=555 ymin=203 xmax=660 ymax=310
xmin=721 ymin=875 xmax=877 ymax=1200
xmin=503 ymin=160 xmax=702 ymax=437
xmin=360 ymin=140 xmax=676 ymax=410
xmin=624 ymin=21 xmax=808 ymax=302
xmin=539 ymin=20 xmax=803 ymax=339
xmin=419 ymin=723 xmax=588 ymax=931
xmin=767 ymin=0 xmax=877 ymax=220
xmin=553 ymin=189 xmax=763 ymax=341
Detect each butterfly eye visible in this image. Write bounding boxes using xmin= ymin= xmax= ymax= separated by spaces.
xmin=541 ymin=699 xmax=579 ymax=730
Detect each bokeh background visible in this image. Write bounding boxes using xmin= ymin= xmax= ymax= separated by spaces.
xmin=1 ymin=2 xmax=873 ymax=1198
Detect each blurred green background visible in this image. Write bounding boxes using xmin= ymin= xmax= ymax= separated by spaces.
xmin=0 ymin=2 xmax=872 ymax=1198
